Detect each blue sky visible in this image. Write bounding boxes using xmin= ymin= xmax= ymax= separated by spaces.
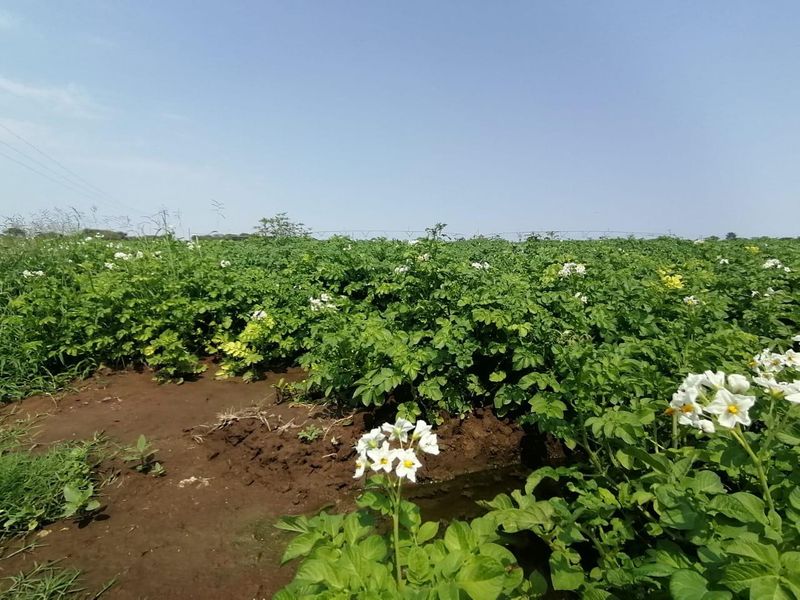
xmin=1 ymin=1 xmax=798 ymax=238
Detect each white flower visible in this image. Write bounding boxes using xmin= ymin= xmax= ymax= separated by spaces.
xmin=718 ymin=258 xmax=730 ymax=265
xmin=22 ymin=269 xmax=44 ymax=278
xmin=393 ymin=448 xmax=422 ymax=482
xmin=411 ymin=420 xmax=432 ymax=442
xmin=309 ymin=294 xmax=337 ymax=311
xmin=751 ymin=349 xmax=786 ymax=375
xmin=382 ymin=418 xmax=414 ymax=443
xmin=367 ymin=441 xmax=395 ymax=473
xmin=220 ymin=260 xmax=231 ymax=268
xmin=408 ymin=239 xmax=420 ymax=245
xmin=558 ymin=262 xmax=586 ymax=277
xmin=764 ymin=287 xmax=777 ymax=298
xmin=394 ymin=265 xmax=410 ymax=274
xmin=726 ymin=374 xmax=750 ymax=394
xmin=135 ymin=251 xmax=144 ymax=259
xmin=104 ymin=262 xmax=115 ymax=270
xmin=697 ymin=419 xmax=716 ymax=433
xmin=574 ymin=292 xmax=588 ymax=304
xmin=356 ymin=428 xmax=385 ymax=454
xmin=114 ymin=252 xmax=132 ymax=260
xmin=694 ymin=238 xmax=705 ymax=244
xmin=784 ymin=382 xmax=800 ymax=404
xmin=763 ymin=258 xmax=784 ymax=269
xmin=751 ymin=290 xmax=760 ymax=297
xmin=753 ymin=375 xmax=783 ymax=394
xmin=95 ymin=232 xmax=104 ymax=238
xmin=417 ymin=431 xmax=440 ymax=455
xmin=354 ymin=453 xmax=367 ymax=479
xmin=683 ymin=295 xmax=700 ymax=306
xmin=471 ymin=261 xmax=490 ymax=270
xmin=84 ymin=236 xmax=94 ymax=242
xmin=671 ymin=387 xmax=703 ymax=426
xmin=784 ymin=349 xmax=800 ymax=368
xmin=793 ymin=334 xmax=800 ymax=343
xmin=417 ymin=253 xmax=431 ymax=262
xmin=701 ymin=370 xmax=727 ymax=390
xmin=784 ymin=266 xmax=792 ymax=273
xmin=705 ymin=389 xmax=755 ymax=428
xmin=250 ymin=310 xmax=268 ymax=320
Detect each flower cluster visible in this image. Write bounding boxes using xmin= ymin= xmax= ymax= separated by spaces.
xmin=393 ymin=265 xmax=410 ymax=274
xmin=470 ymin=261 xmax=490 ymax=270
xmin=104 ymin=262 xmax=115 ymax=270
xmin=22 ymin=269 xmax=45 ymax=278
xmin=762 ymin=258 xmax=791 ymax=272
xmin=416 ymin=253 xmax=431 ymax=262
xmin=309 ymin=293 xmax=337 ymax=311
xmin=219 ymin=260 xmax=231 ymax=268
xmin=669 ymin=371 xmax=756 ymax=432
xmin=250 ymin=309 xmax=268 ymax=320
xmin=659 ymin=270 xmax=684 ymax=289
xmin=574 ymin=292 xmax=588 ymax=304
xmin=750 ymin=345 xmax=800 ymax=403
xmin=745 ymin=245 xmax=761 ymax=253
xmin=693 ymin=238 xmax=705 ymax=245
xmin=353 ymin=418 xmax=439 ymax=483
xmin=558 ymin=262 xmax=586 ymax=278
xmin=718 ymin=257 xmax=730 ymax=265
xmin=683 ymin=295 xmax=700 ymax=306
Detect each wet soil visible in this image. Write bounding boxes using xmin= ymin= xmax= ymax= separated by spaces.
xmin=0 ymin=366 xmax=531 ymax=599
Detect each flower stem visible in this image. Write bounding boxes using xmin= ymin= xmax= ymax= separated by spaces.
xmin=392 ymin=478 xmax=403 ymax=590
xmin=732 ymin=427 xmax=775 ymax=513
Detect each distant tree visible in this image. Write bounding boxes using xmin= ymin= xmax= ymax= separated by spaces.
xmin=81 ymin=228 xmax=128 ymax=240
xmin=3 ymin=227 xmax=25 ymax=237
xmin=255 ymin=213 xmax=310 ymax=238
xmin=726 ymin=232 xmax=738 ymax=240
xmin=424 ymin=222 xmax=449 ymax=241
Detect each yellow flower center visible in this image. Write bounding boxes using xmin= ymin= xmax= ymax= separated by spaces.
xmin=681 ymin=404 xmax=694 ymax=414
xmin=727 ymin=405 xmax=739 ymax=414
xmin=403 ymin=459 xmax=414 ymax=468
xmin=380 ymin=458 xmax=388 ymax=465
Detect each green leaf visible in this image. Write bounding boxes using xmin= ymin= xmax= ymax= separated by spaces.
xmin=710 ymin=492 xmax=768 ymax=526
xmin=721 ymin=562 xmax=773 ymax=593
xmin=456 ymin=556 xmax=506 ymax=600
xmin=670 ymin=569 xmax=731 ymax=600
xmin=444 ymin=521 xmax=475 ymax=553
xmin=358 ymin=535 xmax=388 ymax=561
xmin=416 ymin=521 xmax=439 ymax=544
xmin=406 ymin=546 xmax=431 ymax=583
xmin=281 ymin=532 xmax=321 ymax=564
xmin=549 ymin=550 xmax=584 ymax=591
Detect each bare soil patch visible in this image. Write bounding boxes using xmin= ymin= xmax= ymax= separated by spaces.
xmin=1 ymin=366 xmax=527 ymax=599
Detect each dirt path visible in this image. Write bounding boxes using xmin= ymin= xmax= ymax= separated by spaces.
xmin=0 ymin=366 xmax=525 ymax=599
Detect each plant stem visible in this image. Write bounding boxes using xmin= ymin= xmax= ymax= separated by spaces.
xmin=732 ymin=427 xmax=775 ymax=513
xmin=672 ymin=413 xmax=678 ymax=449
xmin=392 ymin=478 xmax=403 ymax=590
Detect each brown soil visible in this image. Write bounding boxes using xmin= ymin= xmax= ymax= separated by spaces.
xmin=0 ymin=366 xmax=527 ymax=599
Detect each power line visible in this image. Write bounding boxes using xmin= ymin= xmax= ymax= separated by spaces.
xmin=0 ymin=138 xmax=112 ymax=205
xmin=0 ymin=122 xmax=113 ymax=201
xmin=0 ymin=121 xmax=147 ymax=217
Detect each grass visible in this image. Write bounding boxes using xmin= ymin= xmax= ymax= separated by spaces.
xmin=0 ymin=564 xmax=83 ymax=600
xmin=0 ymin=420 xmax=100 ymax=536
xmin=0 ymin=563 xmax=114 ymax=600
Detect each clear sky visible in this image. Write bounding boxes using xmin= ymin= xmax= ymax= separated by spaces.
xmin=1 ymin=1 xmax=799 ymax=238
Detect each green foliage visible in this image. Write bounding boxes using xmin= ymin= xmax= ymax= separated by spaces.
xmin=0 ymin=562 xmax=113 ymax=600
xmin=297 ymin=425 xmax=323 ymax=444
xmin=121 ymin=435 xmax=164 ymax=476
xmin=0 ymin=441 xmax=99 ymax=535
xmin=275 ymin=496 xmax=542 ymax=599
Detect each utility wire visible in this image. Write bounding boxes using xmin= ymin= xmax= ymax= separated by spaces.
xmin=0 ymin=122 xmax=147 ymax=217
xmin=0 ymin=147 xmax=112 ymax=202
xmin=0 ymin=138 xmax=111 ymax=204
xmin=0 ymin=122 xmax=112 ymax=200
